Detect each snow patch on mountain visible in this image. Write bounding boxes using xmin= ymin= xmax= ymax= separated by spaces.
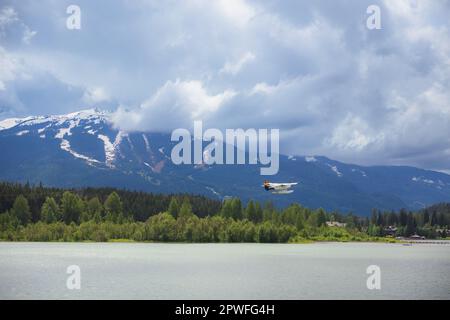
xmin=142 ymin=134 xmax=151 ymax=153
xmin=412 ymin=176 xmax=434 ymax=184
xmin=38 ymin=125 xmax=51 ymax=134
xmin=1 ymin=109 xmax=108 ymax=132
xmin=54 ymin=119 xmax=79 ymax=139
xmin=351 ymin=168 xmax=367 ymax=177
xmin=0 ymin=116 xmax=37 ymax=130
xmin=206 ymin=186 xmax=221 ymax=198
xmin=0 ymin=118 xmax=26 ymax=130
xmin=97 ymin=134 xmax=114 ymax=164
xmin=98 ymin=131 xmax=126 ymax=168
xmin=18 ymin=117 xmax=51 ymax=128
xmin=16 ymin=130 xmax=29 ymax=136
xmin=305 ymin=156 xmax=317 ymax=162
xmin=126 ymin=135 xmax=135 ymax=152
xmin=60 ymin=139 xmax=100 ymax=165
xmin=328 ymin=164 xmax=343 ymax=177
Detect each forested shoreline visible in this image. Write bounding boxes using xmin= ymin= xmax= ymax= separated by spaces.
xmin=0 ymin=182 xmax=449 ymax=243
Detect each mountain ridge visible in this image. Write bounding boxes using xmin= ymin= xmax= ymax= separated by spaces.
xmin=1 ymin=109 xmax=449 ymax=215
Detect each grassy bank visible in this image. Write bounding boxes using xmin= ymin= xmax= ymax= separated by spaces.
xmin=0 ymin=214 xmax=402 ymax=244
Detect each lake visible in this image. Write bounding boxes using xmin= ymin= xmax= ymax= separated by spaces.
xmin=0 ymin=242 xmax=449 ymax=299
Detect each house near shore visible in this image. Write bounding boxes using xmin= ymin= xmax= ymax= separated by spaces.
xmin=326 ymin=221 xmax=347 ymax=228
xmin=436 ymin=228 xmax=449 ymax=236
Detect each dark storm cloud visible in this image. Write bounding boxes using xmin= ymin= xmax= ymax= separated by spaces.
xmin=0 ymin=0 xmax=449 ymax=172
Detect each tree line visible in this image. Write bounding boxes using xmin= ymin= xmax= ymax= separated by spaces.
xmin=0 ymin=182 xmax=449 ymax=242
xmin=0 ymin=182 xmax=221 ymax=222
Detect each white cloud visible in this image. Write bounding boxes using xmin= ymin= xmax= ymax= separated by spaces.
xmin=325 ymin=114 xmax=384 ymax=151
xmin=1 ymin=0 xmax=450 ymax=172
xmin=0 ymin=6 xmax=37 ymax=44
xmin=83 ymin=87 xmax=110 ymax=104
xmin=213 ymin=0 xmax=256 ymax=27
xmin=0 ymin=47 xmax=28 ymax=90
xmin=0 ymin=6 xmax=18 ymax=29
xmin=22 ymin=26 xmax=37 ymax=44
xmin=111 ymin=80 xmax=236 ymax=132
xmin=220 ymin=52 xmax=255 ymax=76
xmin=250 ymin=82 xmax=277 ymax=95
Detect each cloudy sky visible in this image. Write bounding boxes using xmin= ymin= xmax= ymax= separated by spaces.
xmin=0 ymin=0 xmax=449 ymax=172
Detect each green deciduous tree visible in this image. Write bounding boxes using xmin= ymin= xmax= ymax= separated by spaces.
xmin=12 ymin=195 xmax=31 ymax=225
xmin=61 ymin=191 xmax=83 ymax=224
xmin=87 ymin=197 xmax=103 ymax=222
xmin=41 ymin=197 xmax=60 ymax=223
xmin=104 ymin=192 xmax=123 ymax=223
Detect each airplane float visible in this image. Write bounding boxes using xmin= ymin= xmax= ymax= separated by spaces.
xmin=263 ymin=180 xmax=298 ymax=194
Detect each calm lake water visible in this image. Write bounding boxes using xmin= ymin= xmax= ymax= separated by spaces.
xmin=0 ymin=242 xmax=449 ymax=300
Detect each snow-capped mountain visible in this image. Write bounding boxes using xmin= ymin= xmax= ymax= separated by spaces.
xmin=1 ymin=109 xmax=449 ymax=215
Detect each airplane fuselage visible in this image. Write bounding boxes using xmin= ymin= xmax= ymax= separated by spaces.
xmin=263 ymin=181 xmax=298 ymax=193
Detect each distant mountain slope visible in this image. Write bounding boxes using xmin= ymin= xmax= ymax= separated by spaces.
xmin=1 ymin=109 xmax=449 ymax=215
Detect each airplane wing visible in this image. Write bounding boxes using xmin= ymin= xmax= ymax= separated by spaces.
xmin=285 ymin=183 xmax=298 ymax=186
xmin=271 ymin=182 xmax=298 ymax=190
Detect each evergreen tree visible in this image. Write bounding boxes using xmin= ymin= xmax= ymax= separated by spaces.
xmin=230 ymin=198 xmax=243 ymax=220
xmin=423 ymin=209 xmax=430 ymax=225
xmin=376 ymin=210 xmax=385 ymax=226
xmin=430 ymin=212 xmax=438 ymax=226
xmin=254 ymin=202 xmax=263 ymax=223
xmin=245 ymin=200 xmax=257 ymax=222
xmin=387 ymin=211 xmax=398 ymax=226
xmin=370 ymin=208 xmax=378 ymax=225
xmin=262 ymin=201 xmax=274 ymax=222
xmin=399 ymin=209 xmax=408 ymax=226
xmin=405 ymin=212 xmax=416 ymax=236
xmin=168 ymin=197 xmax=180 ymax=218
xmin=220 ymin=199 xmax=233 ymax=218
xmin=317 ymin=208 xmax=327 ymax=227
xmin=179 ymin=197 xmax=193 ymax=219
xmin=282 ymin=204 xmax=298 ymax=225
